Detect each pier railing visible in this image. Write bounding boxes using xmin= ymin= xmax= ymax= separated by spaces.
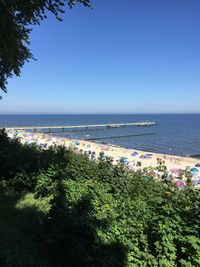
xmin=3 ymin=121 xmax=155 ymax=132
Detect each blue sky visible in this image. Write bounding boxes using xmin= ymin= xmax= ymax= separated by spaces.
xmin=1 ymin=0 xmax=200 ymax=114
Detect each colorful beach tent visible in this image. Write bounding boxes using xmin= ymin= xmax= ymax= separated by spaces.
xmin=195 ymin=163 xmax=200 ymax=167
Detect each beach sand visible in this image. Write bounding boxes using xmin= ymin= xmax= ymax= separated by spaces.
xmin=7 ymin=129 xmax=199 ymax=172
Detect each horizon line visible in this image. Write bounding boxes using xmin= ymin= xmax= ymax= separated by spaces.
xmin=0 ymin=112 xmax=200 ymax=115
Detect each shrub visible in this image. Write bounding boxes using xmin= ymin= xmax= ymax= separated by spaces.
xmin=0 ymin=130 xmax=199 ymax=266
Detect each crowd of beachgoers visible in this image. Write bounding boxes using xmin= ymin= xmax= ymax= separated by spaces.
xmin=5 ymin=129 xmax=200 ymax=189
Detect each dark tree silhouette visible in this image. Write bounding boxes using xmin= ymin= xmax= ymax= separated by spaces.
xmin=0 ymin=0 xmax=91 ymax=95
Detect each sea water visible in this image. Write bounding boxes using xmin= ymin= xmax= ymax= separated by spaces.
xmin=0 ymin=114 xmax=200 ymax=157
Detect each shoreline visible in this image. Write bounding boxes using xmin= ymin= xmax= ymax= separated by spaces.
xmin=6 ymin=128 xmax=200 ymax=171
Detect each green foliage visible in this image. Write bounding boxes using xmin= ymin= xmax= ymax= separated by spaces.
xmin=0 ymin=0 xmax=91 ymax=94
xmin=0 ymin=130 xmax=200 ymax=266
xmin=35 ymin=166 xmax=60 ymax=197
xmin=0 ymin=192 xmax=51 ymax=267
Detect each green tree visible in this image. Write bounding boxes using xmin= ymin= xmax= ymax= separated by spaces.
xmin=0 ymin=0 xmax=91 ymax=95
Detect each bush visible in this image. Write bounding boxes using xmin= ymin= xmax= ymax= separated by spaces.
xmin=0 ymin=130 xmax=199 ymax=267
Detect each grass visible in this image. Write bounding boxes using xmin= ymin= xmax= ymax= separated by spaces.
xmin=0 ymin=191 xmax=51 ymax=267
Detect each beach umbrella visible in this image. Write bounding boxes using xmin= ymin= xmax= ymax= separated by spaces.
xmin=175 ymin=179 xmax=186 ymax=188
xmin=101 ymin=155 xmax=107 ymax=160
xmin=195 ymin=163 xmax=200 ymax=167
xmin=191 ymin=168 xmax=199 ymax=173
xmin=131 ymin=152 xmax=137 ymax=157
xmin=120 ymin=157 xmax=129 ymax=164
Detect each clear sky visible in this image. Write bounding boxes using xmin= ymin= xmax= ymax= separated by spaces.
xmin=1 ymin=0 xmax=200 ymax=114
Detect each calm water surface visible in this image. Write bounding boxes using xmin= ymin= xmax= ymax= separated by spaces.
xmin=0 ymin=114 xmax=200 ymax=157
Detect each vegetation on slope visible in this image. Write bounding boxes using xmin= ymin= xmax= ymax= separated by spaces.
xmin=0 ymin=129 xmax=199 ymax=267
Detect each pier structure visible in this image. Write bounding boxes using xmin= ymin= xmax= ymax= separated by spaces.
xmin=4 ymin=121 xmax=155 ymax=133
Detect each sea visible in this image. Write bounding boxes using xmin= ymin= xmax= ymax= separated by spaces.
xmin=0 ymin=114 xmax=200 ymax=157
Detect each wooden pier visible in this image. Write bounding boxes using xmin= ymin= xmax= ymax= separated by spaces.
xmin=4 ymin=121 xmax=155 ymax=132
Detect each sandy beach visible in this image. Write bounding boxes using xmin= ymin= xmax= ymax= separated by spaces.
xmin=6 ymin=128 xmax=200 ymax=171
